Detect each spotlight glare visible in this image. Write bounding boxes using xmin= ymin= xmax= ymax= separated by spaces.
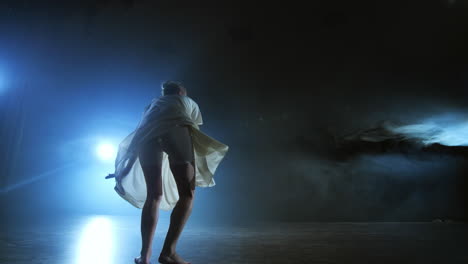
xmin=96 ymin=142 xmax=117 ymax=162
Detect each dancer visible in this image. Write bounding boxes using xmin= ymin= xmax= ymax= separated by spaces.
xmin=106 ymin=81 xmax=229 ymax=264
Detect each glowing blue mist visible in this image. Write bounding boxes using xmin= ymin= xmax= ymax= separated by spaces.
xmin=385 ymin=113 xmax=468 ymax=146
xmin=0 ymin=73 xmax=6 ymax=95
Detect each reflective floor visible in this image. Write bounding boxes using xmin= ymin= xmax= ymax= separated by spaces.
xmin=1 ymin=215 xmax=468 ymax=264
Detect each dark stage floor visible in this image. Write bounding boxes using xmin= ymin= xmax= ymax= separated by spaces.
xmin=1 ymin=215 xmax=467 ymax=264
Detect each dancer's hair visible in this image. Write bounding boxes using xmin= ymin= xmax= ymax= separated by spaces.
xmin=161 ymin=80 xmax=186 ymax=95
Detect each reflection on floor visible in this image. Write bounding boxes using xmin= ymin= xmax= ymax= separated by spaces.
xmin=76 ymin=216 xmax=114 ymax=264
xmin=1 ymin=215 xmax=468 ymax=264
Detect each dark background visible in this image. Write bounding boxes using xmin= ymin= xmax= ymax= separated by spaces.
xmin=0 ymin=0 xmax=467 ymax=225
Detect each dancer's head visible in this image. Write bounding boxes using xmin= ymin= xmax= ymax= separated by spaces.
xmin=161 ymin=80 xmax=187 ymax=96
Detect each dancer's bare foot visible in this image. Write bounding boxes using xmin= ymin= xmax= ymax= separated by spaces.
xmin=135 ymin=256 xmax=152 ymax=264
xmin=158 ymin=252 xmax=191 ymax=264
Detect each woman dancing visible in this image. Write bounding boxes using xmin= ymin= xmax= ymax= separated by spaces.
xmin=107 ymin=81 xmax=229 ymax=264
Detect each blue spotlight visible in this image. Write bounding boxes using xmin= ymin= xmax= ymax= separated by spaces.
xmin=96 ymin=142 xmax=117 ymax=162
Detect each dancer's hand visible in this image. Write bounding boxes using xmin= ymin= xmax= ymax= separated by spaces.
xmin=105 ymin=173 xmax=115 ymax=179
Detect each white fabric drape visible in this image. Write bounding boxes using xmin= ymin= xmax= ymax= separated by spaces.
xmin=109 ymin=95 xmax=229 ymax=211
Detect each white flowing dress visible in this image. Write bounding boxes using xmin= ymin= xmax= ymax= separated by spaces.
xmin=109 ymin=95 xmax=229 ymax=211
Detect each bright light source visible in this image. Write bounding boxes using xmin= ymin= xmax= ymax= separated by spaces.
xmin=96 ymin=142 xmax=117 ymax=162
xmin=76 ymin=216 xmax=114 ymax=264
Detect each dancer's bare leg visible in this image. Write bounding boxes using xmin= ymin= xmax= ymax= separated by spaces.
xmin=159 ymin=161 xmax=195 ymax=264
xmin=137 ymin=143 xmax=164 ymax=264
